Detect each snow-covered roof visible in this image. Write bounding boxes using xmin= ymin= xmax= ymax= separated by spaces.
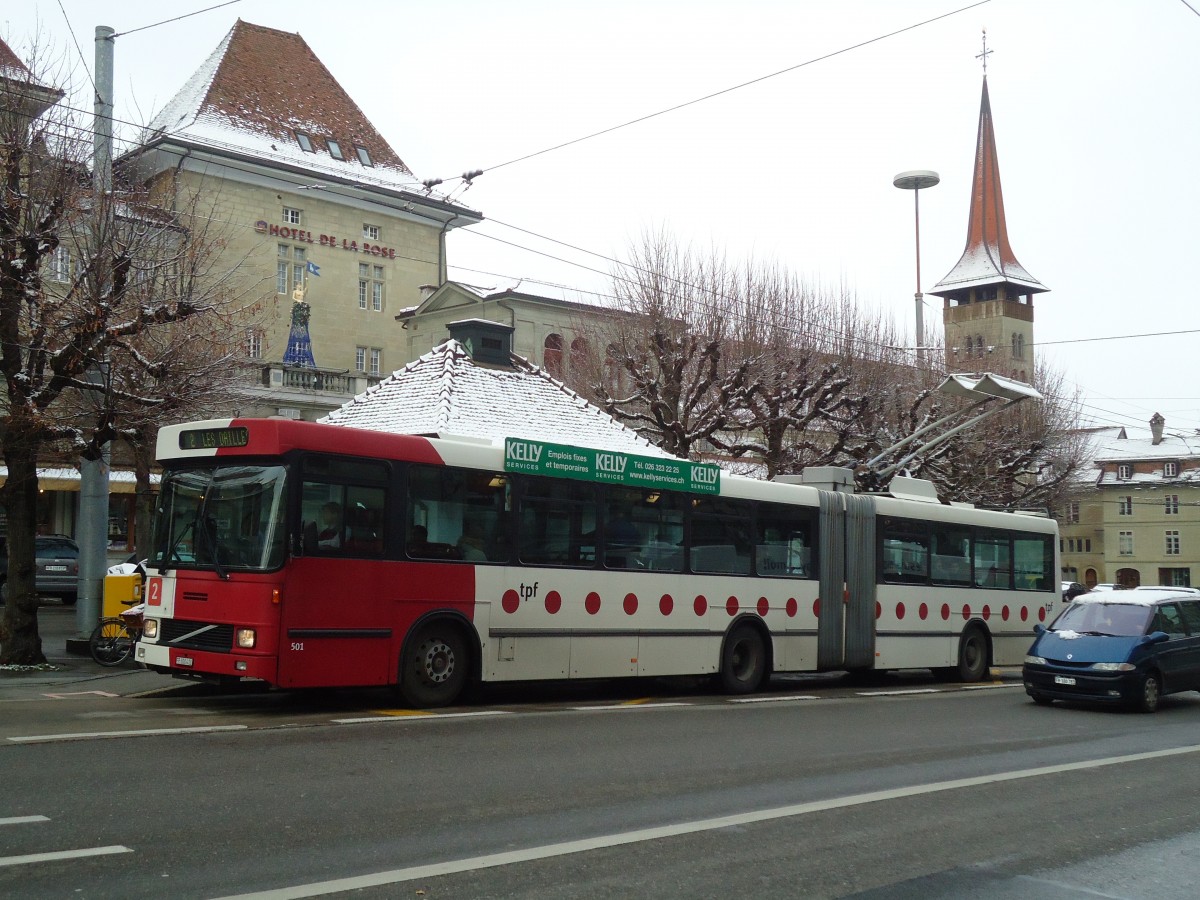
xmin=142 ymin=20 xmax=418 ymax=193
xmin=1092 ymin=427 xmax=1200 ymax=487
xmin=0 ymin=35 xmax=64 ymax=114
xmin=930 ymin=78 xmax=1047 ymax=297
xmin=319 ymin=339 xmax=676 ymax=457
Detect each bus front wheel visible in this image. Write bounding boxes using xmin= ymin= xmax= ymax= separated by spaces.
xmin=719 ymin=625 xmax=767 ymax=694
xmin=399 ymin=621 xmax=469 ymax=708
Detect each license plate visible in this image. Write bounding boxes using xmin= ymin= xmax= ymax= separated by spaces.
xmin=1054 ymin=675 xmax=1076 ymax=686
xmin=45 ymin=565 xmax=68 ymax=572
xmin=175 ymin=656 xmax=193 ymax=667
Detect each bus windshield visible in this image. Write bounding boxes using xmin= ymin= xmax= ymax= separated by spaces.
xmin=151 ymin=465 xmax=288 ymax=573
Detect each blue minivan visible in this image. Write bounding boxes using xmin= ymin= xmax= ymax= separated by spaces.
xmin=1023 ymin=589 xmax=1200 ymax=712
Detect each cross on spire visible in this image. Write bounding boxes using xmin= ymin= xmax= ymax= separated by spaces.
xmin=976 ymin=28 xmax=992 ymax=76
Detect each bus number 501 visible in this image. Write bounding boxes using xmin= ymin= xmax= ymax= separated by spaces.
xmin=291 ymin=642 xmax=304 ymax=651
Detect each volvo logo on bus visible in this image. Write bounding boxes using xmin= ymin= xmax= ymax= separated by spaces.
xmin=692 ymin=465 xmax=718 ymax=485
xmin=506 ymin=440 xmax=543 ymax=463
xmin=595 ymin=453 xmax=628 ymax=474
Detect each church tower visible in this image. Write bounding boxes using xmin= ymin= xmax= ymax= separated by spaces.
xmin=930 ymin=72 xmax=1046 ymax=382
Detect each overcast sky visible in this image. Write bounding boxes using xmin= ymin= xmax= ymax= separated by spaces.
xmin=6 ymin=0 xmax=1198 ymax=437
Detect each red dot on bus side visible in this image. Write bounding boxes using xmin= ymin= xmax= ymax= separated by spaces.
xmin=1001 ymin=605 xmax=1010 ymax=621
xmin=502 ymin=590 xmax=520 ymax=614
xmin=919 ymin=602 xmax=928 ymax=620
xmin=694 ymin=595 xmax=708 ymax=616
xmin=875 ymin=601 xmax=882 ymax=620
xmin=659 ymin=594 xmax=674 ymax=616
xmin=757 ymin=597 xmax=769 ymax=617
xmin=585 ymin=592 xmax=601 ymax=615
xmin=1021 ymin=606 xmax=1029 ymax=621
xmin=1038 ymin=606 xmax=1047 ymax=622
xmin=896 ymin=602 xmax=905 ymax=620
xmin=982 ymin=605 xmax=991 ymax=621
xmin=941 ymin=604 xmax=950 ymax=621
xmin=786 ymin=598 xmax=798 ymax=617
xmin=623 ymin=593 xmax=638 ymax=615
xmin=726 ymin=596 xmax=739 ymax=616
xmin=813 ymin=599 xmax=820 ymax=617
xmin=961 ymin=604 xmax=971 ymax=620
xmin=545 ymin=590 xmax=561 ymax=614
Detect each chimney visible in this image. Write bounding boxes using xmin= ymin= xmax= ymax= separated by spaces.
xmin=418 ymin=284 xmax=438 ymax=301
xmin=446 ymin=318 xmax=515 ymax=367
xmin=1150 ymin=412 xmax=1165 ymax=445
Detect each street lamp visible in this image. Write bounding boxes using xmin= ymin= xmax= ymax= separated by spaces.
xmin=893 ymin=169 xmax=939 ymax=365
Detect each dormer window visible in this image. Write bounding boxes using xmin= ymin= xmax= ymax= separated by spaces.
xmin=1164 ymin=461 xmax=1179 ymax=477
xmin=1117 ymin=464 xmax=1133 ymax=480
xmin=295 ymin=131 xmax=314 ymax=153
xmin=327 ymin=138 xmax=344 ymax=160
xmin=355 ymin=145 xmax=372 ymax=167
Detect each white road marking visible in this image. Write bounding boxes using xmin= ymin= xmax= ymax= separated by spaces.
xmin=7 ymin=725 xmax=247 ymax=744
xmin=728 ymin=695 xmax=820 ymax=703
xmin=963 ymin=683 xmax=1021 ymax=690
xmin=856 ymin=688 xmax=941 ymax=696
xmin=214 ymin=742 xmax=1200 ymax=900
xmin=0 ymin=815 xmax=49 ymax=826
xmin=0 ymin=845 xmax=131 ymax=867
xmin=331 ymin=710 xmax=509 ymax=724
xmin=570 ymin=702 xmax=691 ymax=711
xmin=41 ymin=691 xmax=119 ymax=699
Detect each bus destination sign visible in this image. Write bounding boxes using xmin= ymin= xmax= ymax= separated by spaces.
xmin=178 ymin=426 xmax=251 ymax=451
xmin=504 ymin=438 xmax=720 ymax=494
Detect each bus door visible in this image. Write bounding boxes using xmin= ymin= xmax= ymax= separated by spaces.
xmin=817 ymin=491 xmax=877 ymax=670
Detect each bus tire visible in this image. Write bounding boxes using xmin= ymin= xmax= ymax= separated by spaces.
xmin=954 ymin=625 xmax=989 ymax=683
xmin=719 ymin=624 xmax=767 ymax=695
xmin=399 ymin=620 xmax=470 ymax=708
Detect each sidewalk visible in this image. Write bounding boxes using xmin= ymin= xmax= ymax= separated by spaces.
xmin=0 ymin=601 xmax=176 ymax=694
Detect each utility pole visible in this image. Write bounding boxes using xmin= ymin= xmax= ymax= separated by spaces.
xmin=74 ymin=25 xmax=115 ymax=645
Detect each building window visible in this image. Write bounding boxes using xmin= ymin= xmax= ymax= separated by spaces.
xmin=1117 ymin=463 xmax=1133 ymax=480
xmin=355 ymin=145 xmax=372 ymax=166
xmin=359 ymin=263 xmax=384 ymax=312
xmin=327 ymin=138 xmax=343 ymax=160
xmin=246 ymin=329 xmax=262 ymax=359
xmin=363 ymin=224 xmax=380 ymax=240
xmin=1084 ymin=539 xmax=1092 ymax=552
xmin=295 ymin=131 xmax=314 ymax=153
xmin=355 ymin=347 xmax=366 ymax=371
xmin=1063 ymin=502 xmax=1080 ymax=524
xmin=369 ymin=349 xmax=381 ymax=376
xmin=1119 ymin=531 xmax=1133 ymax=556
xmin=283 ymin=207 xmax=302 ymax=225
xmin=544 ymin=333 xmax=564 ymax=377
xmin=48 ymin=245 xmax=72 ymax=282
xmin=277 ymin=244 xmax=306 ymax=294
xmin=1166 ymin=531 xmax=1181 ymax=556
xmin=1164 ymin=461 xmax=1179 ymax=477
xmin=1165 ymin=494 xmax=1179 ymax=515
xmin=1011 ymin=333 xmax=1025 ymax=360
xmin=1118 ymin=496 xmax=1133 ymax=516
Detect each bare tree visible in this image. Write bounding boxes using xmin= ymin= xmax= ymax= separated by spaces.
xmin=594 ymin=230 xmax=754 ymax=459
xmin=0 ymin=51 xmax=263 ymax=664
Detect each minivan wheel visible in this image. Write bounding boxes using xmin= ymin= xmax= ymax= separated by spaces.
xmin=1135 ymin=672 xmax=1161 ymax=713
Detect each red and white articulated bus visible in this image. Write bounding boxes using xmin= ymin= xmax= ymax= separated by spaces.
xmin=135 ymin=418 xmax=1060 ymax=706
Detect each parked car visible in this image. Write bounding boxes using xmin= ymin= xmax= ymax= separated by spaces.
xmin=1023 ymin=589 xmax=1200 ymax=712
xmin=0 ymin=535 xmax=80 ymax=605
xmin=1061 ymin=581 xmax=1088 ymax=602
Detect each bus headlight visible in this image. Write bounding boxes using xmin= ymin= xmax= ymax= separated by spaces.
xmin=235 ymin=628 xmax=257 ymax=649
xmin=142 ymin=618 xmax=158 ymax=639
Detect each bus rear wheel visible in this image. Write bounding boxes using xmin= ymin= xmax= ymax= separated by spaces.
xmin=719 ymin=625 xmax=767 ymax=694
xmin=399 ymin=621 xmax=469 ymax=708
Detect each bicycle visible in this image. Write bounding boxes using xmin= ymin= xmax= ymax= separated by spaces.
xmin=88 ymin=600 xmax=144 ymax=667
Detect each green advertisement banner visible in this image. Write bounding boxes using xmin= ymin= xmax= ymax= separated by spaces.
xmin=504 ymin=438 xmax=720 ymax=494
